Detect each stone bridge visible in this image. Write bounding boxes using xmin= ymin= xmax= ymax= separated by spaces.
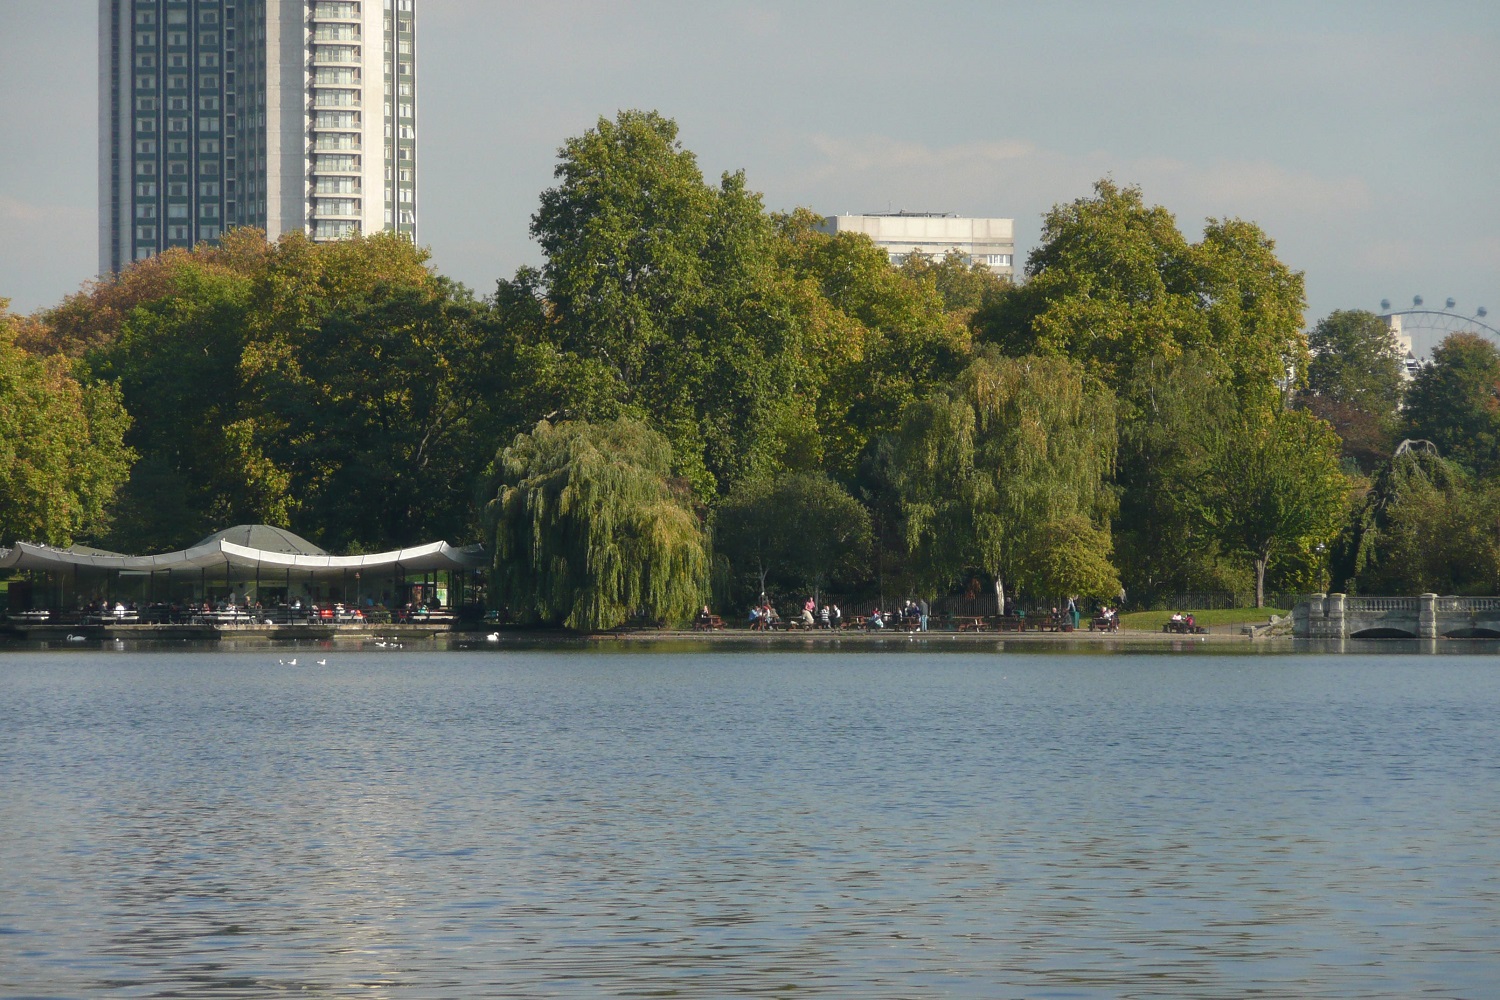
xmin=1293 ymin=593 xmax=1500 ymax=639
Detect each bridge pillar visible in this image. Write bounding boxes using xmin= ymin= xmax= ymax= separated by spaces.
xmin=1325 ymin=593 xmax=1346 ymax=638
xmin=1419 ymin=593 xmax=1438 ymax=638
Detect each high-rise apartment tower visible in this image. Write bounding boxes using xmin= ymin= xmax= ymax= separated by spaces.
xmin=99 ymin=0 xmax=417 ymax=276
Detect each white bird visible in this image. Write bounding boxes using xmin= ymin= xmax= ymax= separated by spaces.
xmin=485 ymin=632 xmax=500 ymax=642
xmin=316 ymin=658 xmax=327 ymax=666
xmin=65 ymin=634 xmax=86 ymax=642
xmin=287 ymin=658 xmax=298 ymax=666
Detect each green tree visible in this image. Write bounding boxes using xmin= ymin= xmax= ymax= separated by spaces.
xmin=891 ymin=350 xmax=1119 ymax=610
xmin=1339 ymin=444 xmax=1500 ymax=595
xmin=773 ymin=210 xmax=971 ymax=481
xmin=527 ymin=110 xmax=814 ymax=500
xmin=484 ymin=417 xmax=709 ymax=629
xmin=975 ymin=180 xmax=1306 ymax=411
xmin=83 ymin=263 xmax=266 ymax=551
xmin=713 ymin=471 xmax=871 ymax=603
xmin=1114 ymin=354 xmax=1243 ymax=600
xmin=1297 ymin=309 xmax=1406 ymax=471
xmin=897 ymin=248 xmax=1010 ymax=316
xmin=1403 ymin=332 xmax=1500 ymax=476
xmin=1198 ymin=408 xmax=1348 ymax=606
xmin=0 ymin=300 xmax=134 ymax=546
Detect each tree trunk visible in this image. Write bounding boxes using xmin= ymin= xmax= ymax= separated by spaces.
xmin=1254 ymin=554 xmax=1267 ymax=608
xmin=994 ymin=575 xmax=1006 ymax=616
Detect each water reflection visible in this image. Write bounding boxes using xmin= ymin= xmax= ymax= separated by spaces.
xmin=1 ymin=649 xmax=1498 ymax=997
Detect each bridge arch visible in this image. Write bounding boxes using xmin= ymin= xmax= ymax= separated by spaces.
xmin=1350 ymin=627 xmax=1417 ymax=639
xmin=1442 ymin=626 xmax=1500 ymax=639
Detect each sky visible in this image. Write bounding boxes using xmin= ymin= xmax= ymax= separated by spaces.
xmin=2 ymin=0 xmax=1497 ymax=349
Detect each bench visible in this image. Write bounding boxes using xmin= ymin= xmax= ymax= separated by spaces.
xmin=1090 ymin=616 xmax=1119 ymax=633
xmin=692 ymin=614 xmax=724 ymax=631
xmin=995 ymin=615 xmax=1028 ymax=632
xmin=1163 ymin=620 xmax=1207 ymax=634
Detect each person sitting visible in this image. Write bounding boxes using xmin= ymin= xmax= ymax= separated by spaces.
xmin=748 ymin=606 xmax=763 ymax=630
xmin=819 ymin=605 xmax=831 ymax=629
xmin=870 ymin=609 xmax=884 ymax=629
xmin=831 ymin=605 xmax=843 ymax=630
xmin=696 ymin=605 xmax=713 ymax=626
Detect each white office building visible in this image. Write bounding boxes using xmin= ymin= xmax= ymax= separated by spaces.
xmin=816 ymin=212 xmax=1015 ymax=277
xmin=99 ymin=0 xmax=417 ymax=276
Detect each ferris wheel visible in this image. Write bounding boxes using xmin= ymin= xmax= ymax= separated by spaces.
xmin=1379 ymin=296 xmax=1497 ymax=360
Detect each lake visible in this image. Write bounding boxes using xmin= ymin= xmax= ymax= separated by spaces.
xmin=2 ymin=641 xmax=1498 ymax=997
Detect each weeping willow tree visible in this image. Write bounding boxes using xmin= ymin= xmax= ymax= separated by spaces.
xmin=485 ymin=417 xmax=709 ymax=629
xmin=892 ymin=349 xmax=1120 ymax=610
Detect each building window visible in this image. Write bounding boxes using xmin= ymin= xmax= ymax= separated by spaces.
xmin=199 ymin=53 xmax=219 ymax=68
xmin=167 ymin=182 xmax=188 ymax=196
xmin=136 ymin=75 xmax=156 ymax=89
xmin=135 ymin=247 xmax=156 ymax=260
xmin=136 ymin=117 xmax=156 ymax=133
xmin=168 ymin=75 xmax=188 ymax=90
xmin=200 ymin=31 xmax=219 ymax=45
xmin=200 ymin=74 xmax=219 ymax=89
xmin=136 ymin=11 xmax=156 ymax=25
xmin=135 ymin=139 xmax=157 ymax=153
xmin=167 ymin=139 xmax=188 ymax=153
xmin=200 ymin=181 xmax=220 ymax=196
xmin=135 ymin=204 xmax=157 ymax=219
xmin=166 ymin=10 xmax=188 ymax=25
xmin=199 ymin=225 xmax=220 ymax=240
xmin=168 ymin=225 xmax=191 ymax=240
xmin=201 ymin=204 xmax=220 ymax=219
xmin=136 ymin=53 xmax=156 ymax=68
xmin=136 ymin=31 xmax=156 ymax=46
xmin=137 ymin=161 xmax=156 ymax=175
xmin=167 ymin=54 xmax=187 ymax=68
xmin=136 ymin=226 xmax=157 ymax=240
xmin=136 ymin=182 xmax=157 ymax=197
xmin=200 ymin=139 xmax=220 ymax=153
xmin=169 ymin=162 xmax=189 ymax=176
xmin=168 ymin=204 xmax=190 ymax=219
xmin=167 ymin=31 xmax=188 ymax=46
xmin=199 ymin=118 xmax=220 ymax=132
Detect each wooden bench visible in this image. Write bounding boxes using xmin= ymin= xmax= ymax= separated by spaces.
xmin=692 ymin=614 xmax=724 ymax=631
xmin=1090 ymin=616 xmax=1119 ymax=632
xmin=995 ymin=615 xmax=1028 ymax=632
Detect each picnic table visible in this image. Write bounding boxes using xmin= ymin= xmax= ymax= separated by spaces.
xmin=1035 ymin=614 xmax=1074 ymax=632
xmin=1163 ymin=619 xmax=1207 ymax=634
xmin=692 ymin=614 xmax=724 ymax=631
xmin=994 ymin=614 xmax=1028 ymax=632
xmin=1090 ymin=615 xmax=1119 ymax=633
xmin=955 ymin=616 xmax=989 ymax=632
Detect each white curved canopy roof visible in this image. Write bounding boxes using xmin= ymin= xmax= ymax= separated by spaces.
xmin=0 ymin=538 xmax=487 ymax=575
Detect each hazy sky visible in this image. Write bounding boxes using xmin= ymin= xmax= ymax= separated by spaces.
xmin=2 ymin=0 xmax=1497 ymax=342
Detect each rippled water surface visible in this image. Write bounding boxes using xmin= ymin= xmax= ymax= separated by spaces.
xmin=2 ymin=644 xmax=1499 ymax=998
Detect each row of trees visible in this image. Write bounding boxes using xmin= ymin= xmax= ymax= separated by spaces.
xmin=4 ymin=109 xmax=1498 ymax=626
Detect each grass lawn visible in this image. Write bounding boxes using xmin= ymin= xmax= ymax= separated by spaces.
xmin=1117 ymin=607 xmax=1289 ymax=631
